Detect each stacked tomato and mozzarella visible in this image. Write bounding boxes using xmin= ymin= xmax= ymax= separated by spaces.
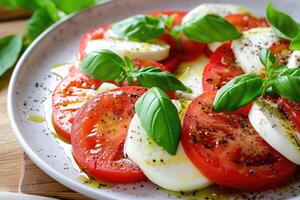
xmin=50 ymin=4 xmax=300 ymax=192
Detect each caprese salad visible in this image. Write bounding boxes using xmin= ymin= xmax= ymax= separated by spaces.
xmin=49 ymin=2 xmax=300 ymax=193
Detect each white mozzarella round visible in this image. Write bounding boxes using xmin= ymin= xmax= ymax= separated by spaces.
xmin=175 ymin=55 xmax=209 ymax=100
xmin=85 ymin=39 xmax=170 ymax=61
xmin=287 ymin=51 xmax=300 ymax=68
xmin=232 ymin=28 xmax=279 ymax=75
xmin=124 ymin=111 xmax=211 ymax=191
xmin=182 ymin=3 xmax=250 ymax=23
xmin=249 ymin=99 xmax=300 ymax=165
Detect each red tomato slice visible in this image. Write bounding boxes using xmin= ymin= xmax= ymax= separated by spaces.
xmin=181 ymin=91 xmax=298 ymax=190
xmin=225 ymin=14 xmax=269 ymax=32
xmin=202 ymin=43 xmax=244 ymax=92
xmin=149 ymin=11 xmax=207 ymax=71
xmin=79 ymin=25 xmax=110 ymax=60
xmin=52 ymin=67 xmax=102 ymax=142
xmin=132 ymin=58 xmax=169 ymax=72
xmin=269 ymin=40 xmax=291 ymax=65
xmin=71 ymin=86 xmax=147 ymax=183
xmin=278 ymin=98 xmax=300 ymax=132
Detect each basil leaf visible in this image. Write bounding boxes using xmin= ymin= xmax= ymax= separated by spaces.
xmin=182 ymin=14 xmax=242 ymax=43
xmin=271 ymin=75 xmax=300 ymax=102
xmin=290 ymin=32 xmax=300 ymax=50
xmin=0 ymin=35 xmax=22 ymax=76
xmin=213 ymin=74 xmax=264 ymax=112
xmin=266 ymin=2 xmax=300 ymax=40
xmin=111 ymin=15 xmax=165 ymax=41
xmin=79 ymin=50 xmax=126 ymax=81
xmin=277 ymin=67 xmax=300 ymax=76
xmin=24 ymin=9 xmax=56 ymax=45
xmin=52 ymin=0 xmax=95 ymax=14
xmin=259 ymin=48 xmax=276 ymax=70
xmin=135 ymin=87 xmax=181 ymax=155
xmin=132 ymin=67 xmax=192 ymax=93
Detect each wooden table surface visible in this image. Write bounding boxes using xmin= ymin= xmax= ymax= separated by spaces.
xmin=0 ymin=19 xmax=91 ymax=200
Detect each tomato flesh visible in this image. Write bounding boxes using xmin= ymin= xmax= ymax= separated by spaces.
xmin=181 ymin=91 xmax=297 ymax=190
xmin=71 ymin=86 xmax=147 ymax=183
xmin=278 ymin=98 xmax=300 ymax=132
xmin=225 ymin=14 xmax=269 ymax=32
xmin=79 ymin=25 xmax=109 ymax=60
xmin=202 ymin=42 xmax=244 ymax=92
xmin=52 ymin=67 xmax=102 ymax=142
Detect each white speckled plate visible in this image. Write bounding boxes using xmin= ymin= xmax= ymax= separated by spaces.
xmin=7 ymin=0 xmax=300 ymax=199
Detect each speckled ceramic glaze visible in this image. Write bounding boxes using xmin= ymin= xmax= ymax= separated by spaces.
xmin=7 ymin=0 xmax=300 ymax=199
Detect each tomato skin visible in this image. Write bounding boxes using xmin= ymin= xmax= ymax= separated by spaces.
xmin=278 ymin=98 xmax=300 ymax=132
xmin=52 ymin=66 xmax=102 ymax=142
xmin=182 ymin=91 xmax=297 ymax=191
xmin=79 ymin=25 xmax=109 ymax=60
xmin=71 ymin=86 xmax=147 ymax=183
xmin=225 ymin=14 xmax=269 ymax=32
xmin=202 ymin=43 xmax=244 ymax=92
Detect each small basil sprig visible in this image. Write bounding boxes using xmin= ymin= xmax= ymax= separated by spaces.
xmin=111 ymin=13 xmax=242 ymax=45
xmin=266 ymin=3 xmax=300 ymax=50
xmin=213 ymin=48 xmax=300 ymax=112
xmin=135 ymin=87 xmax=181 ymax=155
xmin=79 ymin=50 xmax=192 ymax=93
xmin=182 ymin=14 xmax=242 ymax=43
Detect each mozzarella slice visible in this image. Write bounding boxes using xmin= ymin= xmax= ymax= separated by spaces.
xmin=232 ymin=28 xmax=279 ymax=75
xmin=287 ymin=51 xmax=300 ymax=68
xmin=182 ymin=3 xmax=250 ymax=23
xmin=97 ymin=82 xmax=118 ymax=94
xmin=175 ymin=55 xmax=209 ymax=100
xmin=249 ymin=99 xmax=300 ymax=165
xmin=124 ymin=113 xmax=211 ymax=191
xmin=85 ymin=39 xmax=170 ymax=61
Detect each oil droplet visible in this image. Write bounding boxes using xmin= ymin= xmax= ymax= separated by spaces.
xmin=77 ymin=175 xmax=114 ymax=189
xmin=27 ymin=114 xmax=45 ymax=123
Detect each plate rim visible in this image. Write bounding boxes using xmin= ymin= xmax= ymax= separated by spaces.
xmin=7 ymin=0 xmax=120 ymax=199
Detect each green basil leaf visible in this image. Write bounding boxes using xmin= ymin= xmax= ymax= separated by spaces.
xmin=277 ymin=67 xmax=300 ymax=76
xmin=182 ymin=14 xmax=242 ymax=43
xmin=290 ymin=32 xmax=300 ymax=50
xmin=111 ymin=15 xmax=165 ymax=41
xmin=0 ymin=0 xmax=19 ymax=8
xmin=24 ymin=9 xmax=56 ymax=45
xmin=271 ymin=75 xmax=300 ymax=102
xmin=259 ymin=48 xmax=276 ymax=70
xmin=52 ymin=0 xmax=95 ymax=14
xmin=266 ymin=2 xmax=300 ymax=40
xmin=135 ymin=87 xmax=181 ymax=155
xmin=79 ymin=50 xmax=126 ymax=81
xmin=133 ymin=67 xmax=192 ymax=93
xmin=213 ymin=73 xmax=264 ymax=112
xmin=0 ymin=35 xmax=22 ymax=76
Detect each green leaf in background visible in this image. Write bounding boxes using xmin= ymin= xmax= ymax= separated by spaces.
xmin=213 ymin=73 xmax=264 ymax=112
xmin=52 ymin=0 xmax=95 ymax=14
xmin=132 ymin=67 xmax=192 ymax=93
xmin=135 ymin=87 xmax=181 ymax=155
xmin=111 ymin=15 xmax=165 ymax=41
xmin=79 ymin=50 xmax=126 ymax=81
xmin=0 ymin=35 xmax=22 ymax=76
xmin=182 ymin=14 xmax=242 ymax=43
xmin=23 ymin=9 xmax=56 ymax=45
xmin=266 ymin=2 xmax=300 ymax=40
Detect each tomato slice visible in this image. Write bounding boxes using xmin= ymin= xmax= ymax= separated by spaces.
xmin=79 ymin=25 xmax=110 ymax=60
xmin=278 ymin=98 xmax=300 ymax=132
xmin=150 ymin=11 xmax=206 ymax=71
xmin=202 ymin=43 xmax=244 ymax=92
xmin=225 ymin=14 xmax=269 ymax=32
xmin=132 ymin=57 xmax=169 ymax=72
xmin=269 ymin=40 xmax=291 ymax=65
xmin=181 ymin=91 xmax=297 ymax=190
xmin=52 ymin=67 xmax=102 ymax=142
xmin=71 ymin=86 xmax=147 ymax=183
